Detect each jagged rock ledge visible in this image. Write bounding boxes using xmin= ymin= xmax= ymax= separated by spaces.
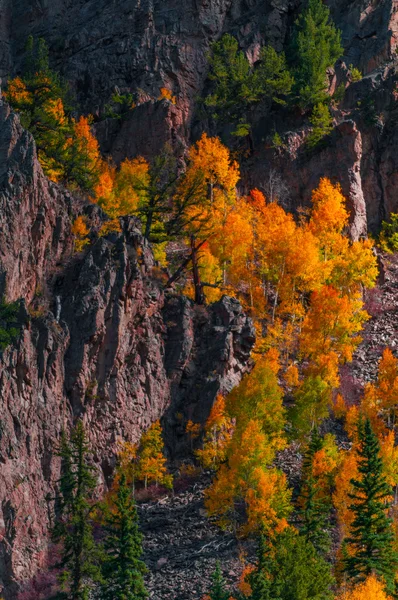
xmin=0 ymin=105 xmax=255 ymax=598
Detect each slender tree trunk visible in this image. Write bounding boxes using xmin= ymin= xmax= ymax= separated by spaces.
xmin=191 ymin=235 xmax=205 ymax=305
xmin=144 ymin=197 xmax=155 ymax=240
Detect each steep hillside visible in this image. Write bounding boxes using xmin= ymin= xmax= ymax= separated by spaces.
xmin=1 ymin=1 xmax=397 ymax=233
xmin=0 ymin=104 xmax=254 ymax=598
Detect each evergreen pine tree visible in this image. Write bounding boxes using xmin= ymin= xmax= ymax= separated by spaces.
xmin=343 ymin=418 xmax=398 ymax=595
xmin=208 ymin=561 xmax=230 ymax=600
xmin=290 ymin=0 xmax=343 ymax=108
xmin=298 ymin=429 xmax=331 ymax=553
xmin=247 ymin=528 xmax=334 ymax=600
xmin=101 ymin=473 xmax=148 ymax=600
xmin=247 ymin=530 xmax=272 ymax=600
xmin=52 ymin=421 xmax=102 ymax=600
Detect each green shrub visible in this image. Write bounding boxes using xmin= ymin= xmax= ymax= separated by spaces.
xmin=379 ymin=213 xmax=398 ymax=253
xmin=0 ymin=298 xmax=22 ymax=351
xmin=307 ymin=102 xmax=333 ymax=147
xmin=349 ymin=64 xmax=362 ymax=82
xmin=104 ymin=92 xmax=135 ymax=119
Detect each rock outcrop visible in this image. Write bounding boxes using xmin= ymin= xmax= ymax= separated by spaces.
xmin=0 ymin=104 xmax=254 ymax=598
xmin=0 ymin=0 xmax=397 ymax=234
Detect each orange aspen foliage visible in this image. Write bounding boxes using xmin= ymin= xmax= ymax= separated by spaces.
xmin=335 ymin=575 xmax=393 ymax=600
xmin=285 ymin=363 xmax=300 ymax=388
xmin=73 ymin=115 xmax=100 ymax=164
xmin=300 ymin=285 xmax=368 ymax=388
xmin=71 ymin=216 xmax=90 ymax=252
xmin=94 ymin=162 xmax=116 ymax=201
xmin=309 ymin=178 xmax=348 ymax=250
xmin=248 ymin=188 xmax=266 ymax=210
xmin=333 ymin=450 xmax=359 ymax=539
xmin=333 ymin=393 xmax=348 ymax=419
xmin=195 ymin=395 xmax=233 ymax=469
xmin=3 ymin=76 xmax=32 ymax=107
xmin=238 ymin=564 xmax=255 ymax=597
xmin=158 ymin=87 xmax=176 ymax=104
xmin=94 ymin=157 xmax=150 ymax=220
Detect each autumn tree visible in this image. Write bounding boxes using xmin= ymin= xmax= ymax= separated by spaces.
xmin=5 ymin=37 xmax=100 ymax=190
xmin=195 ymin=395 xmax=233 ymax=469
xmin=167 ymin=133 xmax=239 ymax=303
xmin=343 ymin=418 xmax=397 ymax=595
xmin=137 ymin=421 xmax=173 ymax=490
xmin=71 ymin=216 xmax=90 ymax=252
xmin=101 ymin=473 xmax=148 ymax=600
xmin=336 ymin=575 xmax=393 ymax=600
xmin=52 ymin=421 xmax=103 ymax=600
xmin=290 ymin=0 xmax=343 ymax=108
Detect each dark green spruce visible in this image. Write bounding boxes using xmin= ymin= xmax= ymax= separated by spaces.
xmin=52 ymin=421 xmax=102 ymax=600
xmin=101 ymin=473 xmax=148 ymax=600
xmin=343 ymin=417 xmax=398 ymax=595
xmin=298 ymin=429 xmax=331 ymax=554
xmin=247 ymin=527 xmax=334 ymax=600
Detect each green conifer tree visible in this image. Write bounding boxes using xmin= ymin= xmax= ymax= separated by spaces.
xmin=208 ymin=561 xmax=230 ymax=600
xmin=247 ymin=530 xmax=272 ymax=600
xmin=290 ymin=0 xmax=343 ymax=108
xmin=247 ymin=528 xmax=334 ymax=600
xmin=52 ymin=421 xmax=102 ymax=600
xmin=343 ymin=418 xmax=398 ymax=595
xmin=298 ymin=429 xmax=331 ymax=553
xmin=101 ymin=473 xmax=148 ymax=600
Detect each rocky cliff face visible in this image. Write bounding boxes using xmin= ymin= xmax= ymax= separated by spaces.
xmin=0 ymin=104 xmax=254 ymax=598
xmin=1 ymin=0 xmax=397 ymax=233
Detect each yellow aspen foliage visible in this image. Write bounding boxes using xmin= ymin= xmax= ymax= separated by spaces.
xmin=196 ymin=395 xmax=233 ymax=470
xmin=185 ymin=419 xmax=201 ymax=450
xmin=300 ymin=286 xmax=368 ymax=364
xmin=187 ymin=133 xmax=240 ymax=196
xmin=71 ymin=216 xmax=90 ymax=252
xmin=205 ymin=419 xmax=291 ymax=533
xmin=227 ymin=357 xmax=286 ymax=451
xmin=377 ymin=348 xmax=398 ymax=426
xmin=335 ymin=575 xmax=393 ymax=600
xmin=380 ymin=430 xmax=398 ymax=488
xmin=98 ymin=218 xmax=122 ymax=236
xmin=137 ymin=421 xmax=173 ymax=489
xmin=94 ymin=157 xmax=150 ymax=219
